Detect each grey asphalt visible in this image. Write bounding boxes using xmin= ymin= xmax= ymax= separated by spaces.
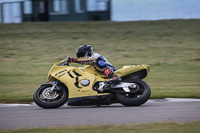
xmin=0 ymin=99 xmax=200 ymax=130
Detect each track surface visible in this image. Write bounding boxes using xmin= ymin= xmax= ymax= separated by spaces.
xmin=0 ymin=99 xmax=200 ymax=130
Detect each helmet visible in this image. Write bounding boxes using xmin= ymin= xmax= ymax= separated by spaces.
xmin=76 ymin=45 xmax=93 ymax=58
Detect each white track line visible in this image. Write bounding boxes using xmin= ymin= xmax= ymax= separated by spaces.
xmin=165 ymin=98 xmax=200 ymax=102
xmin=0 ymin=104 xmax=31 ymax=107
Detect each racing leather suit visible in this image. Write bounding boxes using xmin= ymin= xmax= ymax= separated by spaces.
xmin=70 ymin=53 xmax=120 ymax=82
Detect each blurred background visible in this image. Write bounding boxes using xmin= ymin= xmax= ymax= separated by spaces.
xmin=0 ymin=0 xmax=200 ymax=23
xmin=0 ymin=0 xmax=199 ymax=103
xmin=0 ymin=1 xmax=200 ymax=132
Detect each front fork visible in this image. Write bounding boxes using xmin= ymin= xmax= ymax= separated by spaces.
xmin=50 ymin=80 xmax=59 ymax=93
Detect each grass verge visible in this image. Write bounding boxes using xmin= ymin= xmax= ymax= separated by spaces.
xmin=1 ymin=122 xmax=200 ymax=133
xmin=0 ymin=19 xmax=200 ymax=103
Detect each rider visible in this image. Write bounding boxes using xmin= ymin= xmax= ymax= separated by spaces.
xmin=67 ymin=45 xmax=121 ymax=88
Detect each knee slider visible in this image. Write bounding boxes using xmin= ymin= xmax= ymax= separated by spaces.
xmin=98 ymin=60 xmax=106 ymax=68
xmin=94 ymin=60 xmax=106 ymax=72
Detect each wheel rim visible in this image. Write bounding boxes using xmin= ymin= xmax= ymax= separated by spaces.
xmin=122 ymin=82 xmax=146 ymax=99
xmin=37 ymin=85 xmax=65 ymax=103
xmin=42 ymin=87 xmax=59 ymax=100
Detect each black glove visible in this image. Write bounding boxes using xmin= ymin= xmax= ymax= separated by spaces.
xmin=67 ymin=56 xmax=77 ymax=63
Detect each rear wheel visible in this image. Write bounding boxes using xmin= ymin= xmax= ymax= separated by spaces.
xmin=34 ymin=81 xmax=68 ymax=109
xmin=115 ymin=79 xmax=151 ymax=106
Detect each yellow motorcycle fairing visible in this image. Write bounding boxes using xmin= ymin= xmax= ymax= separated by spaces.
xmin=116 ymin=65 xmax=150 ymax=77
xmin=47 ymin=60 xmax=150 ymax=99
xmin=81 ymin=64 xmax=150 ymax=78
xmin=47 ymin=61 xmax=108 ymax=98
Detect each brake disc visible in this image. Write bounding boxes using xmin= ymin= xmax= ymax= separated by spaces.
xmin=42 ymin=87 xmax=59 ymax=100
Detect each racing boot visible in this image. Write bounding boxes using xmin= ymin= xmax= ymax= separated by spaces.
xmin=103 ymin=68 xmax=122 ymax=87
xmin=95 ymin=68 xmax=121 ymax=92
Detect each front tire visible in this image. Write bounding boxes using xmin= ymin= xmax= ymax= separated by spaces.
xmin=34 ymin=82 xmax=68 ymax=109
xmin=115 ymin=79 xmax=151 ymax=106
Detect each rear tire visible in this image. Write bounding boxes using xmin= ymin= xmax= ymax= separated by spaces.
xmin=34 ymin=82 xmax=68 ymax=109
xmin=115 ymin=79 xmax=151 ymax=106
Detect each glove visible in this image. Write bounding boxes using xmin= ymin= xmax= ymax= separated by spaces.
xmin=67 ymin=56 xmax=77 ymax=63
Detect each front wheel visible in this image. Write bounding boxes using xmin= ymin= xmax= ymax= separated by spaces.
xmin=115 ymin=79 xmax=151 ymax=106
xmin=33 ymin=81 xmax=68 ymax=109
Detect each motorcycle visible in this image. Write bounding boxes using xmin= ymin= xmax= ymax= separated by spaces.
xmin=34 ymin=59 xmax=151 ymax=109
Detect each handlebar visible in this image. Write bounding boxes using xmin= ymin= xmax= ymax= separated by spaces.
xmin=63 ymin=61 xmax=70 ymax=66
xmin=58 ymin=60 xmax=70 ymax=66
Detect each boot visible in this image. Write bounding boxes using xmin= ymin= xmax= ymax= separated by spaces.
xmin=103 ymin=68 xmax=122 ymax=84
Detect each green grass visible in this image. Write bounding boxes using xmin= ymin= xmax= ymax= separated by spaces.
xmin=0 ymin=19 xmax=200 ymax=103
xmin=1 ymin=122 xmax=200 ymax=133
